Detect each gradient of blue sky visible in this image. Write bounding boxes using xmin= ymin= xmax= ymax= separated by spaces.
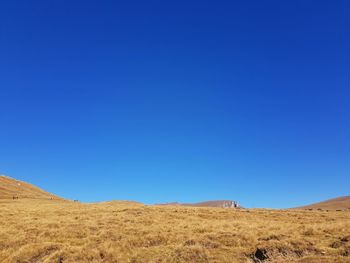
xmin=0 ymin=1 xmax=349 ymax=208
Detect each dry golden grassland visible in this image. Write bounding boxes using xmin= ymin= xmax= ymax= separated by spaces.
xmin=0 ymin=199 xmax=349 ymax=263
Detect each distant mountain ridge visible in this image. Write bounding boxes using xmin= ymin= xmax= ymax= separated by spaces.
xmin=157 ymin=200 xmax=240 ymax=208
xmin=2 ymin=175 xmax=348 ymax=211
xmin=0 ymin=175 xmax=63 ymax=200
xmin=295 ymin=196 xmax=350 ymax=211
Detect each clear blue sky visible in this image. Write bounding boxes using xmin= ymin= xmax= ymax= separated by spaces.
xmin=0 ymin=1 xmax=349 ymax=208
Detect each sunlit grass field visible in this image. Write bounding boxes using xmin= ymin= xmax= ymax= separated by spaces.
xmin=0 ymin=199 xmax=349 ymax=263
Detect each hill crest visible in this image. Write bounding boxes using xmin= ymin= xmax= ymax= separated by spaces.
xmin=295 ymin=196 xmax=350 ymax=211
xmin=0 ymin=175 xmax=62 ymax=200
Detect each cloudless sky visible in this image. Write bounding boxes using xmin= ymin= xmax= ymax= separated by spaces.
xmin=0 ymin=1 xmax=349 ymax=208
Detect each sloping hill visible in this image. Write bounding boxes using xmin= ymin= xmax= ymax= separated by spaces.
xmin=296 ymin=196 xmax=350 ymax=211
xmin=0 ymin=175 xmax=62 ymax=200
xmin=157 ymin=200 xmax=240 ymax=208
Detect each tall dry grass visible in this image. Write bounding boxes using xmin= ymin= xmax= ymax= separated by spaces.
xmin=0 ymin=199 xmax=349 ymax=262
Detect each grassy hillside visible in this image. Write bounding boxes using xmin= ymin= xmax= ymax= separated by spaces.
xmin=296 ymin=196 xmax=350 ymax=211
xmin=0 ymin=199 xmax=349 ymax=263
xmin=0 ymin=175 xmax=62 ymax=200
